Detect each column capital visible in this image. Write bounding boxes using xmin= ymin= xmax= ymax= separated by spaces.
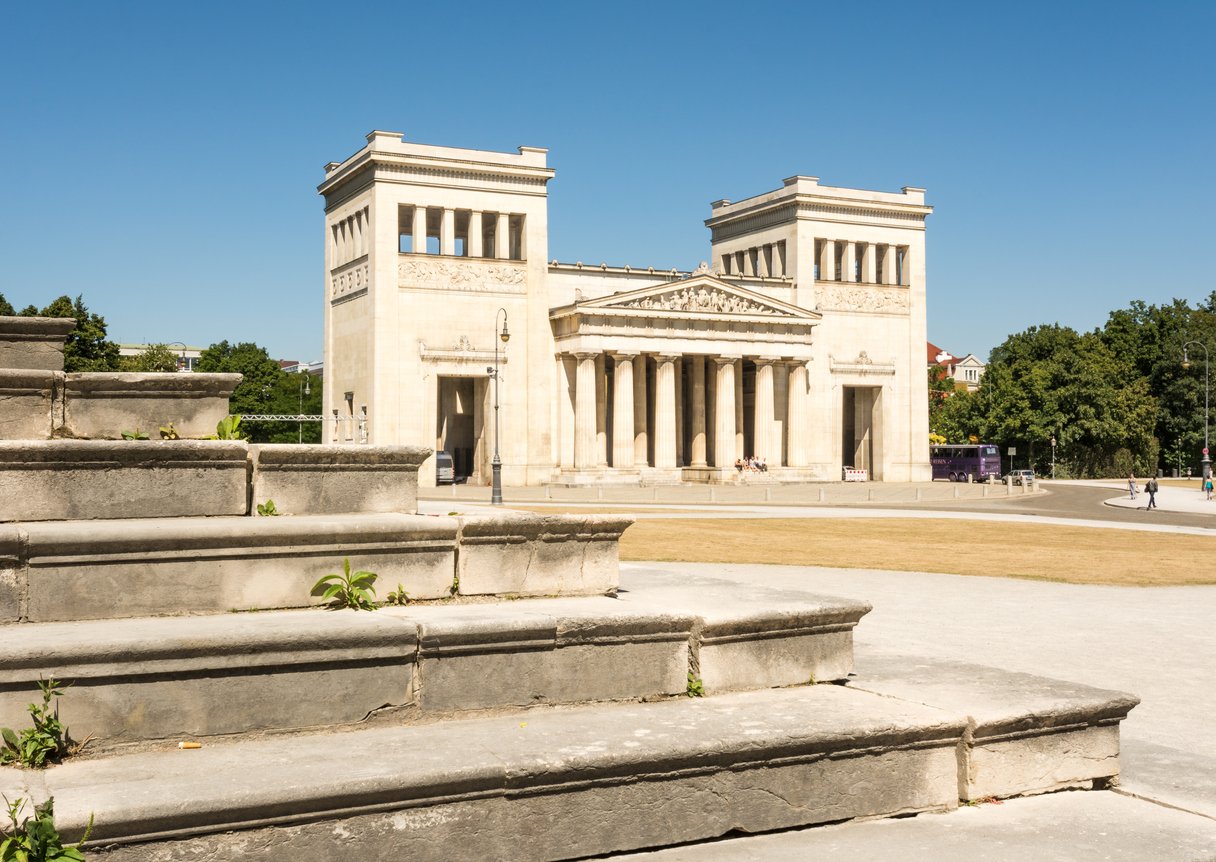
xmin=611 ymin=351 xmax=640 ymax=361
xmin=752 ymin=356 xmax=781 ymax=366
xmin=574 ymin=350 xmax=598 ymax=361
xmin=654 ymin=353 xmax=681 ymax=363
xmin=712 ymin=355 xmax=743 ymax=366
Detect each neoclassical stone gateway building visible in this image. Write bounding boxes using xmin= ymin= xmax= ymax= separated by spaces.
xmin=320 ymin=131 xmax=932 ymax=487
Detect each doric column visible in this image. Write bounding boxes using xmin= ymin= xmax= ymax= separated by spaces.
xmin=441 ymin=209 xmax=456 ymax=256
xmin=675 ymin=358 xmax=684 ymax=467
xmin=633 ymin=354 xmax=648 ymax=466
xmin=899 ymin=246 xmax=911 ymax=285
xmin=773 ymin=241 xmax=786 ymax=278
xmin=843 ymin=241 xmax=856 ymax=283
xmin=595 ymin=354 xmax=608 ymax=466
xmin=654 ymin=355 xmax=678 ymax=469
xmin=495 ymin=212 xmax=510 ymax=259
xmin=862 ymin=243 xmax=876 ymax=283
xmin=757 ymin=245 xmax=770 ymax=278
xmin=412 ymin=206 xmax=427 ymax=255
xmin=558 ymin=354 xmax=575 ymax=469
xmin=612 ymin=353 xmax=636 ymax=468
xmin=753 ymin=358 xmax=776 ymax=464
xmin=734 ymin=358 xmax=744 ymax=460
xmin=690 ymin=355 xmax=707 ymax=466
xmin=713 ymin=357 xmax=737 ymax=468
xmin=574 ymin=353 xmax=597 ymax=470
xmin=786 ymin=361 xmax=809 ymax=467
xmin=882 ymin=244 xmax=896 ymax=284
xmin=819 ymin=240 xmax=834 ymax=281
xmin=469 ymin=211 xmax=484 ymax=257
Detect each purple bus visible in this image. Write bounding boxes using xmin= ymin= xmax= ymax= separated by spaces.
xmin=930 ymin=444 xmax=1001 ymax=483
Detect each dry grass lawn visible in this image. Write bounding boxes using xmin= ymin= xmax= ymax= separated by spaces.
xmin=617 ymin=518 xmax=1216 ymax=587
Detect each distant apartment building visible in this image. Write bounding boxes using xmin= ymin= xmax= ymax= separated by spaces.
xmin=927 ymin=342 xmax=985 ymax=392
xmin=117 ymin=344 xmax=205 ymax=372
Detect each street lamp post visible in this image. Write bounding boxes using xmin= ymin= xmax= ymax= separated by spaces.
xmin=1182 ymin=341 xmax=1211 ymax=480
xmin=298 ymin=374 xmax=311 ymax=444
xmin=489 ymin=309 xmax=510 ymax=505
xmin=1051 ymin=435 xmax=1056 ymax=480
xmin=166 ymin=342 xmax=187 ymax=372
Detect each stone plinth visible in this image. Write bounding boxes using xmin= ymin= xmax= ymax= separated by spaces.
xmin=0 ymin=369 xmax=59 ymax=440
xmin=0 ymin=440 xmax=248 ymax=522
xmin=13 ymin=513 xmax=459 ymax=622
xmin=0 ymin=316 xmax=75 ymax=371
xmin=455 ymin=513 xmax=632 ymax=597
xmin=250 ymin=444 xmax=430 ymax=515
xmin=61 ymin=373 xmax=241 ymax=440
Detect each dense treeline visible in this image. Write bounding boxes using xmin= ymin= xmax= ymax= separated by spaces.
xmin=0 ymin=292 xmax=322 ymax=443
xmin=932 ymin=293 xmax=1216 ymax=478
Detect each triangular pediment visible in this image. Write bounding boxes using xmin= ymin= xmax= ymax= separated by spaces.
xmin=575 ymin=275 xmax=820 ymax=320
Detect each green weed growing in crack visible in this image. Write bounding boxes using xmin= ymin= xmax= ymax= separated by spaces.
xmin=686 ymin=672 xmax=705 ymax=698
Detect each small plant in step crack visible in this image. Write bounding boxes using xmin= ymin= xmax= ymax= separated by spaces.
xmin=449 ymin=573 xmax=460 ymax=596
xmin=1 ymin=796 xmax=93 ymax=862
xmin=383 ymin=583 xmax=410 ymax=606
xmin=0 ymin=679 xmax=71 ymax=769
xmin=686 ymin=672 xmax=705 ymax=698
xmin=119 ymin=430 xmax=148 ymax=440
xmin=311 ymin=559 xmax=378 ymax=611
xmin=255 ymin=499 xmax=280 ymax=517
xmin=211 ymin=415 xmax=244 ymax=441
xmin=158 ymin=422 xmax=179 ymax=440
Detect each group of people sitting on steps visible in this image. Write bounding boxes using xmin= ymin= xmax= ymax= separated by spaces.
xmin=735 ymin=455 xmax=767 ymax=473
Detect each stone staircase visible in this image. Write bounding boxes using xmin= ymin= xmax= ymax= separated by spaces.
xmin=0 ymin=314 xmax=1138 ymax=860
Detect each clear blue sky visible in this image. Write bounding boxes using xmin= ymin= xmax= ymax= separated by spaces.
xmin=2 ymin=1 xmax=1212 ymax=363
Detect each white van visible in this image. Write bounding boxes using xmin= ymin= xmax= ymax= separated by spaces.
xmin=435 ymin=452 xmax=455 ymax=485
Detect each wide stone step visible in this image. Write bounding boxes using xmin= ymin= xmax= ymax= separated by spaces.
xmin=0 ymin=511 xmax=632 ymax=622
xmin=3 ymin=686 xmax=969 ymax=861
xmin=847 ymin=648 xmax=1140 ymax=800
xmin=0 ymin=580 xmax=869 ymax=744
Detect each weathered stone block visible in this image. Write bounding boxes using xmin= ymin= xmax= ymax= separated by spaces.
xmin=847 ymin=651 xmax=1139 ymax=800
xmin=0 ymin=440 xmax=248 ymax=522
xmin=60 ymin=372 xmax=241 ymax=440
xmin=456 ymin=513 xmax=632 ymax=597
xmin=0 ymin=526 xmax=20 ymax=623
xmin=0 ymin=610 xmax=418 ymax=741
xmin=618 ymin=570 xmax=870 ymax=690
xmin=21 ymin=513 xmax=458 ymax=621
xmin=38 ymin=686 xmax=964 ymax=856
xmin=0 ymin=316 xmax=74 ymax=371
xmin=0 ymin=369 xmax=59 ymax=440
xmin=250 ymin=444 xmax=429 ymax=515
xmin=389 ymin=597 xmax=693 ymax=712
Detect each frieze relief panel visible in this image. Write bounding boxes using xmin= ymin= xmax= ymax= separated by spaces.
xmin=331 ymin=262 xmax=369 ymax=299
xmin=816 ymin=284 xmax=910 ymax=314
xmin=398 ymin=257 xmax=527 ymax=294
xmin=614 ymin=286 xmax=782 ymax=316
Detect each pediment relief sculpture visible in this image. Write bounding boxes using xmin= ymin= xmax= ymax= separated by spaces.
xmin=614 ymin=286 xmax=782 ymax=316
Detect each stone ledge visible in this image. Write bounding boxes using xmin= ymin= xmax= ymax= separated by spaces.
xmin=0 ymin=369 xmax=59 ymax=440
xmin=12 ymin=513 xmax=460 ymax=621
xmin=619 ymin=569 xmax=871 ymax=690
xmin=0 ymin=440 xmax=248 ymax=522
xmin=455 ymin=512 xmax=633 ymax=597
xmin=846 ymin=650 xmax=1140 ymax=800
xmin=0 ymin=610 xmax=418 ymax=741
xmin=60 ymin=373 xmax=240 ymax=440
xmin=0 ymin=316 xmax=75 ymax=371
xmin=250 ymin=444 xmax=429 ymax=515
xmin=22 ymin=686 xmax=964 ymax=854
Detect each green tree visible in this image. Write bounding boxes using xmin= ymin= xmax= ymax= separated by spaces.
xmin=119 ymin=343 xmax=180 ymax=372
xmin=0 ymin=293 xmax=13 ymax=316
xmin=195 ymin=342 xmax=322 ymax=442
xmin=35 ymin=295 xmax=120 ymax=372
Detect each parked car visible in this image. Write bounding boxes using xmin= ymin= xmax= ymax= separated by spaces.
xmin=1007 ymin=469 xmax=1035 ymax=486
xmin=435 ymin=451 xmax=455 ymax=485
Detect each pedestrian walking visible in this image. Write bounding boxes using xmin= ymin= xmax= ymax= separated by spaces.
xmin=1145 ymin=476 xmax=1158 ymax=510
xmin=1128 ymin=473 xmax=1138 ymax=500
xmin=1206 ymin=476 xmax=1214 ymax=501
